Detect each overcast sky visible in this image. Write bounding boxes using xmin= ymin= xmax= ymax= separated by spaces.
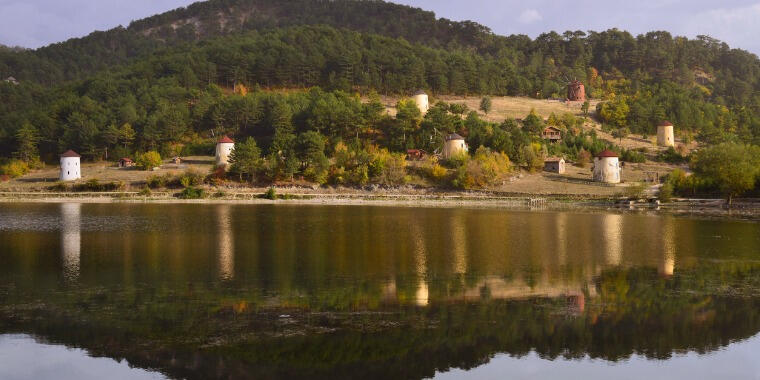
xmin=1 ymin=0 xmax=759 ymax=55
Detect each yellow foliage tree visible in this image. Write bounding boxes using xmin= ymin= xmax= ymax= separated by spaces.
xmin=234 ymin=83 xmax=248 ymax=96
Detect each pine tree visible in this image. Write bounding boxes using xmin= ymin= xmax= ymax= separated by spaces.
xmin=14 ymin=122 xmax=40 ymax=162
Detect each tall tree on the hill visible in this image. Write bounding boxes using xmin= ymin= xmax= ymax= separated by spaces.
xmin=14 ymin=122 xmax=39 ymax=162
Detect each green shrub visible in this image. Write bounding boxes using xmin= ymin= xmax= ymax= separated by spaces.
xmin=623 ymin=182 xmax=647 ymax=199
xmin=445 ymin=151 xmax=469 ymax=169
xmin=522 ymin=143 xmax=544 ymax=172
xmin=422 ymin=157 xmax=449 ymax=184
xmin=329 ymin=142 xmax=371 ymax=186
xmin=137 ymin=151 xmax=162 ymax=170
xmin=146 ymin=174 xmax=171 ymax=189
xmin=263 ymin=187 xmax=277 ymax=200
xmin=138 ymin=187 xmax=152 ymax=196
xmin=575 ymin=149 xmax=592 ymax=168
xmin=177 ymin=187 xmax=206 ymax=199
xmin=48 ymin=181 xmax=68 ymax=192
xmin=370 ymin=149 xmax=408 ymax=186
xmin=620 ymin=149 xmax=646 ymax=163
xmin=451 ymin=147 xmax=511 ymax=189
xmin=304 ymin=166 xmax=328 ymax=184
xmin=657 ymin=146 xmax=687 ymax=164
xmin=0 ymin=159 xmax=30 ymax=178
xmin=72 ymin=179 xmax=124 ymax=192
xmin=659 ymin=182 xmax=674 ymax=202
xmin=177 ymin=169 xmax=205 ymax=188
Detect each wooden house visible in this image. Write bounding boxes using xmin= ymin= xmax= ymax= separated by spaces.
xmin=118 ymin=157 xmax=134 ymax=168
xmin=542 ymin=126 xmax=562 ymax=142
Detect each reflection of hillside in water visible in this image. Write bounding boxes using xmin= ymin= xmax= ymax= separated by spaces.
xmin=1 ymin=204 xmax=759 ymax=380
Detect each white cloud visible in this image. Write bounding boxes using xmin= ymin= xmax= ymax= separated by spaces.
xmin=683 ymin=3 xmax=760 ymax=54
xmin=518 ymin=9 xmax=543 ymax=24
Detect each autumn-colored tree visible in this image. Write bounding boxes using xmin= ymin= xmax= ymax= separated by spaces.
xmin=137 ymin=151 xmax=162 ymax=171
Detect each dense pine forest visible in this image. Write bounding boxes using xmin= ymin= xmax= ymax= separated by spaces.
xmin=1 ymin=0 xmax=759 ymax=195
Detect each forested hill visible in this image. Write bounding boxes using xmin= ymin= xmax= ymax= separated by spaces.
xmin=1 ymin=0 xmax=760 ymax=168
xmin=2 ymin=0 xmax=760 ymax=100
xmin=0 ymin=0 xmax=495 ymax=85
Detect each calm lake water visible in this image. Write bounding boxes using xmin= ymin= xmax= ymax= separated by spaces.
xmin=1 ymin=202 xmax=759 ymax=379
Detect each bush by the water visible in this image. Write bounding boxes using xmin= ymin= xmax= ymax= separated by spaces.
xmin=146 ymin=170 xmax=205 ymax=189
xmin=177 ymin=169 xmax=205 ymax=188
xmin=47 ymin=181 xmax=68 ymax=192
xmin=658 ymin=182 xmax=674 ymax=202
xmin=146 ymin=174 xmax=171 ymax=188
xmin=72 ymin=179 xmax=125 ymax=192
xmin=177 ymin=187 xmax=206 ymax=199
xmin=263 ymin=187 xmax=277 ymax=200
xmin=328 ymin=143 xmax=409 ymax=186
xmin=452 ymin=147 xmax=511 ymax=189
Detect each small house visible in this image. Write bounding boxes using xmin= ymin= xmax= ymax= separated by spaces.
xmin=3 ymin=76 xmax=19 ymax=85
xmin=118 ymin=157 xmax=134 ymax=168
xmin=442 ymin=133 xmax=468 ymax=159
xmin=544 ymin=157 xmax=565 ymax=174
xmin=406 ymin=149 xmax=426 ymax=161
xmin=542 ymin=126 xmax=562 ymax=142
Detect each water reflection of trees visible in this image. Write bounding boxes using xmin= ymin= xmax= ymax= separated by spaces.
xmin=2 ymin=205 xmax=760 ymax=379
xmin=2 ymin=263 xmax=760 ymax=380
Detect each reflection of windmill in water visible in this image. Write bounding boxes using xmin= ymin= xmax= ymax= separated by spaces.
xmin=601 ymin=213 xmax=623 ymax=267
xmin=380 ymin=219 xmax=430 ymax=306
xmin=60 ymin=203 xmax=81 ymax=281
xmin=216 ymin=205 xmax=234 ymax=281
xmin=411 ymin=220 xmax=429 ymax=306
xmin=659 ymin=216 xmax=676 ymax=277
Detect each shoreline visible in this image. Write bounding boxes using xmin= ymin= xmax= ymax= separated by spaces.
xmin=1 ymin=190 xmax=758 ymax=221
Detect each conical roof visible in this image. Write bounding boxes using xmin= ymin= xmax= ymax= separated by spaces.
xmin=60 ymin=149 xmax=81 ymax=158
xmin=445 ymin=133 xmax=464 ymax=141
xmin=596 ymin=149 xmax=618 ymax=158
xmin=218 ymin=135 xmax=234 ymax=144
xmin=658 ymin=121 xmax=674 ymax=127
xmin=413 ymin=89 xmax=427 ymax=96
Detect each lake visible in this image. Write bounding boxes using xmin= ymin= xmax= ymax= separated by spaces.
xmin=1 ymin=202 xmax=759 ymax=379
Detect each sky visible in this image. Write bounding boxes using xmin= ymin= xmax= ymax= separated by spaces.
xmin=1 ymin=0 xmax=760 ymax=55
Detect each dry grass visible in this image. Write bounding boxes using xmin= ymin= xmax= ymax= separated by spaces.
xmin=494 ymin=161 xmax=677 ymax=196
xmin=0 ymin=156 xmax=215 ymax=191
xmin=373 ymin=94 xmax=697 ymax=154
xmin=373 ymin=94 xmax=598 ymax=122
